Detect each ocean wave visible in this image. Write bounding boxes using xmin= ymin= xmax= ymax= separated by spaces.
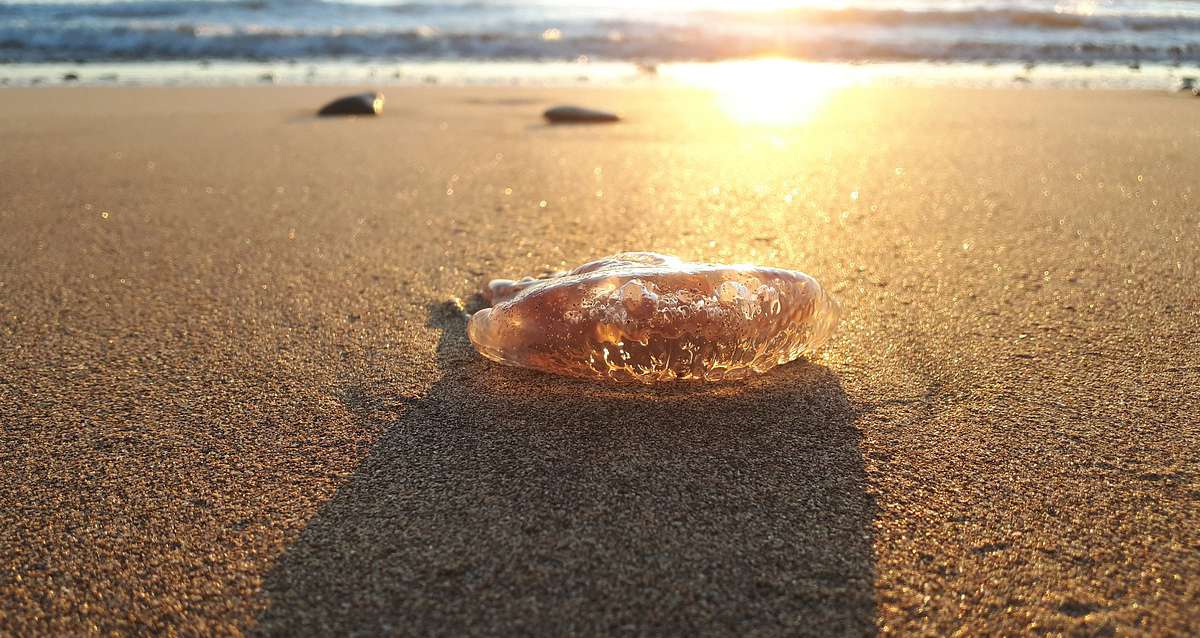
xmin=3 ymin=25 xmax=1198 ymax=65
xmin=7 ymin=1 xmax=1199 ymax=32
xmin=708 ymin=7 xmax=1200 ymax=33
xmin=3 ymin=0 xmax=1200 ymax=65
xmin=0 ymin=1 xmax=273 ymax=20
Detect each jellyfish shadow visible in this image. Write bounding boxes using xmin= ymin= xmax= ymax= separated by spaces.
xmin=253 ymin=303 xmax=878 ymax=636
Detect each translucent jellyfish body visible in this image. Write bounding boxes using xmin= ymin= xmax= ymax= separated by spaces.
xmin=467 ymin=253 xmax=841 ymax=383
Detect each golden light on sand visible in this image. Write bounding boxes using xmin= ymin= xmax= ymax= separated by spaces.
xmin=668 ymin=60 xmax=852 ymax=126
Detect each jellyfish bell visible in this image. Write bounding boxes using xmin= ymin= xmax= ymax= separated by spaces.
xmin=467 ymin=253 xmax=841 ymax=383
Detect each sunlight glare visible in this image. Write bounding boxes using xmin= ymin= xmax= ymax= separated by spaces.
xmin=667 ymin=60 xmax=853 ymax=126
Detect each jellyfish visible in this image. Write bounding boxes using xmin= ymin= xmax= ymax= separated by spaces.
xmin=467 ymin=252 xmax=841 ymax=383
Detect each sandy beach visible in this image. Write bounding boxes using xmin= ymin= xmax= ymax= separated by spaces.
xmin=1 ymin=85 xmax=1197 ymax=635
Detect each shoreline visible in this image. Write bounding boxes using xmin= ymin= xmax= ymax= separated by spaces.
xmin=3 ymin=58 xmax=1197 ymax=92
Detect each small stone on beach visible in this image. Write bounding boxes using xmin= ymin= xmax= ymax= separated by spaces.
xmin=543 ymin=105 xmax=620 ymax=124
xmin=318 ymin=92 xmax=385 ymax=117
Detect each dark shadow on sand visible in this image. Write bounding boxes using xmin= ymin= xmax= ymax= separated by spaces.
xmin=253 ymin=302 xmax=877 ymax=637
xmin=526 ymin=122 xmax=623 ymax=130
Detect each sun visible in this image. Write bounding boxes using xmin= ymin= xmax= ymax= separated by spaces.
xmin=664 ymin=59 xmax=853 ymax=126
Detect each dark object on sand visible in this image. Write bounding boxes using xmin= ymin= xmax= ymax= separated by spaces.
xmin=62 ymin=72 xmax=80 ymax=82
xmin=543 ymin=105 xmax=620 ymax=124
xmin=318 ymin=92 xmax=384 ymax=117
xmin=1178 ymin=77 xmax=1196 ymax=92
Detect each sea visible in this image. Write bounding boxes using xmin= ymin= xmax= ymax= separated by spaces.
xmin=3 ymin=0 xmax=1200 ymax=88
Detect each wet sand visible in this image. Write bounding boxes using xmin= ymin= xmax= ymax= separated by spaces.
xmin=1 ymin=85 xmax=1197 ymax=636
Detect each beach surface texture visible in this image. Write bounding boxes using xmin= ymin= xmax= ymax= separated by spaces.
xmin=1 ymin=86 xmax=1197 ymax=636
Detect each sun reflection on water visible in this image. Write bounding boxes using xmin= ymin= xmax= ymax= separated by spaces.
xmin=665 ymin=59 xmax=855 ymax=126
